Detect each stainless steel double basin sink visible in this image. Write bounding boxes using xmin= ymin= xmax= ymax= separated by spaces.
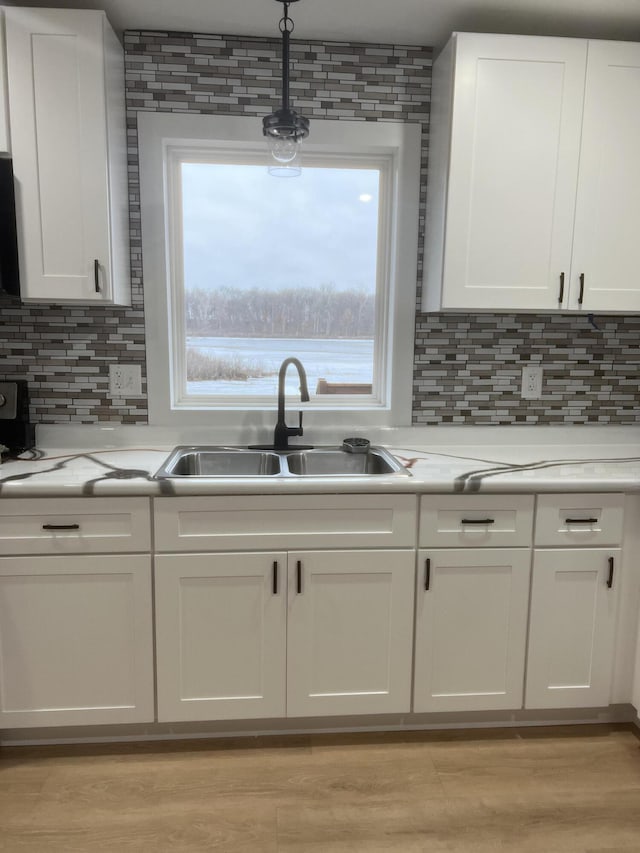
xmin=154 ymin=446 xmax=411 ymax=479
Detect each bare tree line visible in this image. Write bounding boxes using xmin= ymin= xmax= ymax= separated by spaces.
xmin=185 ymin=286 xmax=375 ymax=338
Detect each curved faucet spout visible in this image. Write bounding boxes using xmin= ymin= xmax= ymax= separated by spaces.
xmin=274 ymin=357 xmax=310 ymax=450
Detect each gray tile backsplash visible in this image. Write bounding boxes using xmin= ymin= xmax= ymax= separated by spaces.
xmin=0 ymin=29 xmax=637 ymax=426
xmin=413 ymin=313 xmax=640 ymax=424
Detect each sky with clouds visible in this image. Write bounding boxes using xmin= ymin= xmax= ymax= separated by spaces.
xmin=181 ymin=163 xmax=380 ymax=293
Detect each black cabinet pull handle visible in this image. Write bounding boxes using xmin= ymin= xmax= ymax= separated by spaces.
xmin=94 ymin=259 xmax=101 ymax=293
xmin=558 ymin=271 xmax=565 ymax=304
xmin=460 ymin=518 xmax=495 ymax=525
xmin=578 ymin=272 xmax=585 ymax=305
xmin=272 ymin=561 xmax=278 ymax=595
xmin=424 ymin=558 xmax=431 ymax=591
xmin=565 ymin=517 xmax=598 ymax=524
xmin=42 ymin=523 xmax=80 ymax=531
xmin=607 ymin=556 xmax=614 ymax=589
xmin=296 ymin=560 xmax=302 ymax=594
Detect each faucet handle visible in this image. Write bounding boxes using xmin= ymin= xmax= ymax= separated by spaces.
xmin=298 ymin=411 xmax=304 ymax=435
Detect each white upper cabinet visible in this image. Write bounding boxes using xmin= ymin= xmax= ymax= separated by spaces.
xmin=423 ymin=33 xmax=640 ymax=314
xmin=0 ymin=13 xmax=9 ymax=153
xmin=570 ymin=41 xmax=640 ymax=312
xmin=424 ymin=33 xmax=586 ymax=312
xmin=3 ymin=7 xmax=130 ymax=304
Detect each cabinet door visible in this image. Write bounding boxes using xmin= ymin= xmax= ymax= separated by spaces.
xmin=413 ymin=548 xmax=531 ymax=712
xmin=4 ymin=8 xmax=128 ymax=304
xmin=287 ymin=550 xmax=414 ymax=717
xmin=426 ymin=33 xmax=587 ymax=311
xmin=570 ymin=41 xmax=640 ymax=312
xmin=0 ymin=13 xmax=9 ymax=152
xmin=526 ymin=549 xmax=620 ymax=709
xmin=155 ymin=552 xmax=286 ymax=722
xmin=0 ymin=555 xmax=154 ymax=727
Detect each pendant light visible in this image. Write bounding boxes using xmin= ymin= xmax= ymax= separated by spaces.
xmin=263 ymin=0 xmax=309 ymax=176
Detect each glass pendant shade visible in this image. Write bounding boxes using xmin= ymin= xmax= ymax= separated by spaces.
xmin=267 ymin=142 xmax=302 ymax=177
xmin=270 ymin=136 xmax=298 ymax=164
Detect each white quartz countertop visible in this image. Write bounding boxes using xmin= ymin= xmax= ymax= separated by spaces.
xmin=1 ymin=426 xmax=639 ymax=497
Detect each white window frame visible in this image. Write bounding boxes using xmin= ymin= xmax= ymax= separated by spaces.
xmin=138 ymin=112 xmax=420 ymax=433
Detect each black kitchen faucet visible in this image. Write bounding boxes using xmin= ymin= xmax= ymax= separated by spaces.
xmin=273 ymin=357 xmax=310 ymax=450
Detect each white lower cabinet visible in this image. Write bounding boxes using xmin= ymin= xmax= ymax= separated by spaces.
xmin=152 ymin=495 xmax=417 ymax=723
xmin=525 ymin=548 xmax=620 ymax=709
xmin=154 ymin=548 xmax=415 ymax=722
xmin=0 ymin=554 xmax=154 ymax=727
xmin=154 ymin=552 xmax=287 ymax=723
xmin=413 ymin=548 xmax=531 ymax=712
xmin=526 ymin=493 xmax=625 ymax=710
xmin=2 ymin=490 xmax=628 ymax=735
xmin=286 ymin=550 xmax=415 ymax=717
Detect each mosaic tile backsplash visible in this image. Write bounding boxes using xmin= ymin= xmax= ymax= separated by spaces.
xmin=0 ymin=29 xmax=638 ymax=426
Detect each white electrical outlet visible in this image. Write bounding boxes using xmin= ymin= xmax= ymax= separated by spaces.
xmin=109 ymin=364 xmax=142 ymax=397
xmin=521 ymin=364 xmax=543 ymax=399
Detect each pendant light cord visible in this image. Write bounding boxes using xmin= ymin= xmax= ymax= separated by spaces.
xmin=279 ymin=2 xmax=294 ymax=112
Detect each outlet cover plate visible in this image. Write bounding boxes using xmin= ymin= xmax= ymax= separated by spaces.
xmin=521 ymin=364 xmax=543 ymax=400
xmin=109 ymin=364 xmax=142 ymax=397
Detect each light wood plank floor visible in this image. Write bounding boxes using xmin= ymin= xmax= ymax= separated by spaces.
xmin=0 ymin=724 xmax=639 ymax=852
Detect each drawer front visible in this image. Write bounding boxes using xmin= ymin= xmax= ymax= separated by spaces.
xmin=419 ymin=495 xmax=534 ymax=548
xmin=154 ymin=494 xmax=417 ymax=551
xmin=0 ymin=498 xmax=151 ymax=555
xmin=534 ymin=494 xmax=625 ymax=547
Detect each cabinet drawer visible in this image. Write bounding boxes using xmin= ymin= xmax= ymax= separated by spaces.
xmin=0 ymin=498 xmax=151 ymax=554
xmin=534 ymin=494 xmax=624 ymax=547
xmin=419 ymin=495 xmax=534 ymax=548
xmin=154 ymin=494 xmax=417 ymax=552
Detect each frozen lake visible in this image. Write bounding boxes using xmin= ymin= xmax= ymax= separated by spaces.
xmin=187 ymin=336 xmax=374 ymax=395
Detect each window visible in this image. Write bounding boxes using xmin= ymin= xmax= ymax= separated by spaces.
xmin=139 ymin=113 xmax=420 ymax=431
xmin=180 ymin=157 xmax=381 ymax=401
